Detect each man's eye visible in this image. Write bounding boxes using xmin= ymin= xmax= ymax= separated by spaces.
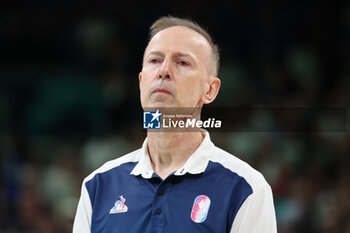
xmin=150 ymin=59 xmax=159 ymax=64
xmin=178 ymin=61 xmax=189 ymax=66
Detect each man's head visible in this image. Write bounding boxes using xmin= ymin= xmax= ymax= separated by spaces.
xmin=139 ymin=16 xmax=221 ymax=109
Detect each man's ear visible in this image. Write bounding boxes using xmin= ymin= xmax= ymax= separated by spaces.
xmin=138 ymin=72 xmax=142 ymax=88
xmin=202 ymin=76 xmax=221 ymax=104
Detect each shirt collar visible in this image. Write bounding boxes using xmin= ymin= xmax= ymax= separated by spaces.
xmin=130 ymin=130 xmax=215 ymax=179
xmin=130 ymin=137 xmax=154 ymax=179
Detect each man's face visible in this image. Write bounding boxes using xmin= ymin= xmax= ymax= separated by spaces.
xmin=139 ymin=26 xmax=213 ymax=109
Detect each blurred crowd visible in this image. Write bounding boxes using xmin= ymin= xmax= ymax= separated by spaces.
xmin=1 ymin=1 xmax=349 ymax=233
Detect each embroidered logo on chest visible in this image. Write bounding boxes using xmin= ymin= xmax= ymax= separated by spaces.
xmin=190 ymin=195 xmax=211 ymax=223
xmin=110 ymin=195 xmax=128 ymax=214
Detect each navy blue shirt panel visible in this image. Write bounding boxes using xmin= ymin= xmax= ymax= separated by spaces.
xmin=85 ymin=161 xmax=253 ymax=233
xmin=163 ymin=162 xmax=253 ymax=233
xmin=85 ymin=162 xmax=154 ymax=233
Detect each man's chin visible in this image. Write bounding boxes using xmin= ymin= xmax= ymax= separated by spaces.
xmin=143 ymin=102 xmax=177 ymax=110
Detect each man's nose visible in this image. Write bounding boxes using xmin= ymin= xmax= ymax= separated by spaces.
xmin=159 ymin=73 xmax=171 ymax=80
xmin=158 ymin=59 xmax=172 ymax=80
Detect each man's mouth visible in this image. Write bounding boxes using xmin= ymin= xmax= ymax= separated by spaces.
xmin=153 ymin=88 xmax=172 ymax=95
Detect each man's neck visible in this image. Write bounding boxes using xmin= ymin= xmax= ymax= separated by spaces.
xmin=147 ymin=131 xmax=204 ymax=180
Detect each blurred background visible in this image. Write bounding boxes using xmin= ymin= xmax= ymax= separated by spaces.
xmin=1 ymin=1 xmax=349 ymax=233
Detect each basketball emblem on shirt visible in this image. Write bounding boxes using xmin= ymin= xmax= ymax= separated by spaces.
xmin=110 ymin=195 xmax=128 ymax=214
xmin=190 ymin=195 xmax=211 ymax=223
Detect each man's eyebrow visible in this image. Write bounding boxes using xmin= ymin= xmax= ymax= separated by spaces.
xmin=146 ymin=51 xmax=195 ymax=61
xmin=147 ymin=51 xmax=164 ymax=57
xmin=146 ymin=51 xmax=164 ymax=57
xmin=172 ymin=52 xmax=195 ymax=61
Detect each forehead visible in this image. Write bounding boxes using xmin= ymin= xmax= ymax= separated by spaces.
xmin=145 ymin=26 xmax=212 ymax=61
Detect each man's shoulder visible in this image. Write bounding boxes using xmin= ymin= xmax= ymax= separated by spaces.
xmin=210 ymin=146 xmax=270 ymax=192
xmin=83 ymin=148 xmax=142 ymax=184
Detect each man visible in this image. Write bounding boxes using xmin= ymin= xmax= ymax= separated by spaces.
xmin=73 ymin=16 xmax=277 ymax=233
